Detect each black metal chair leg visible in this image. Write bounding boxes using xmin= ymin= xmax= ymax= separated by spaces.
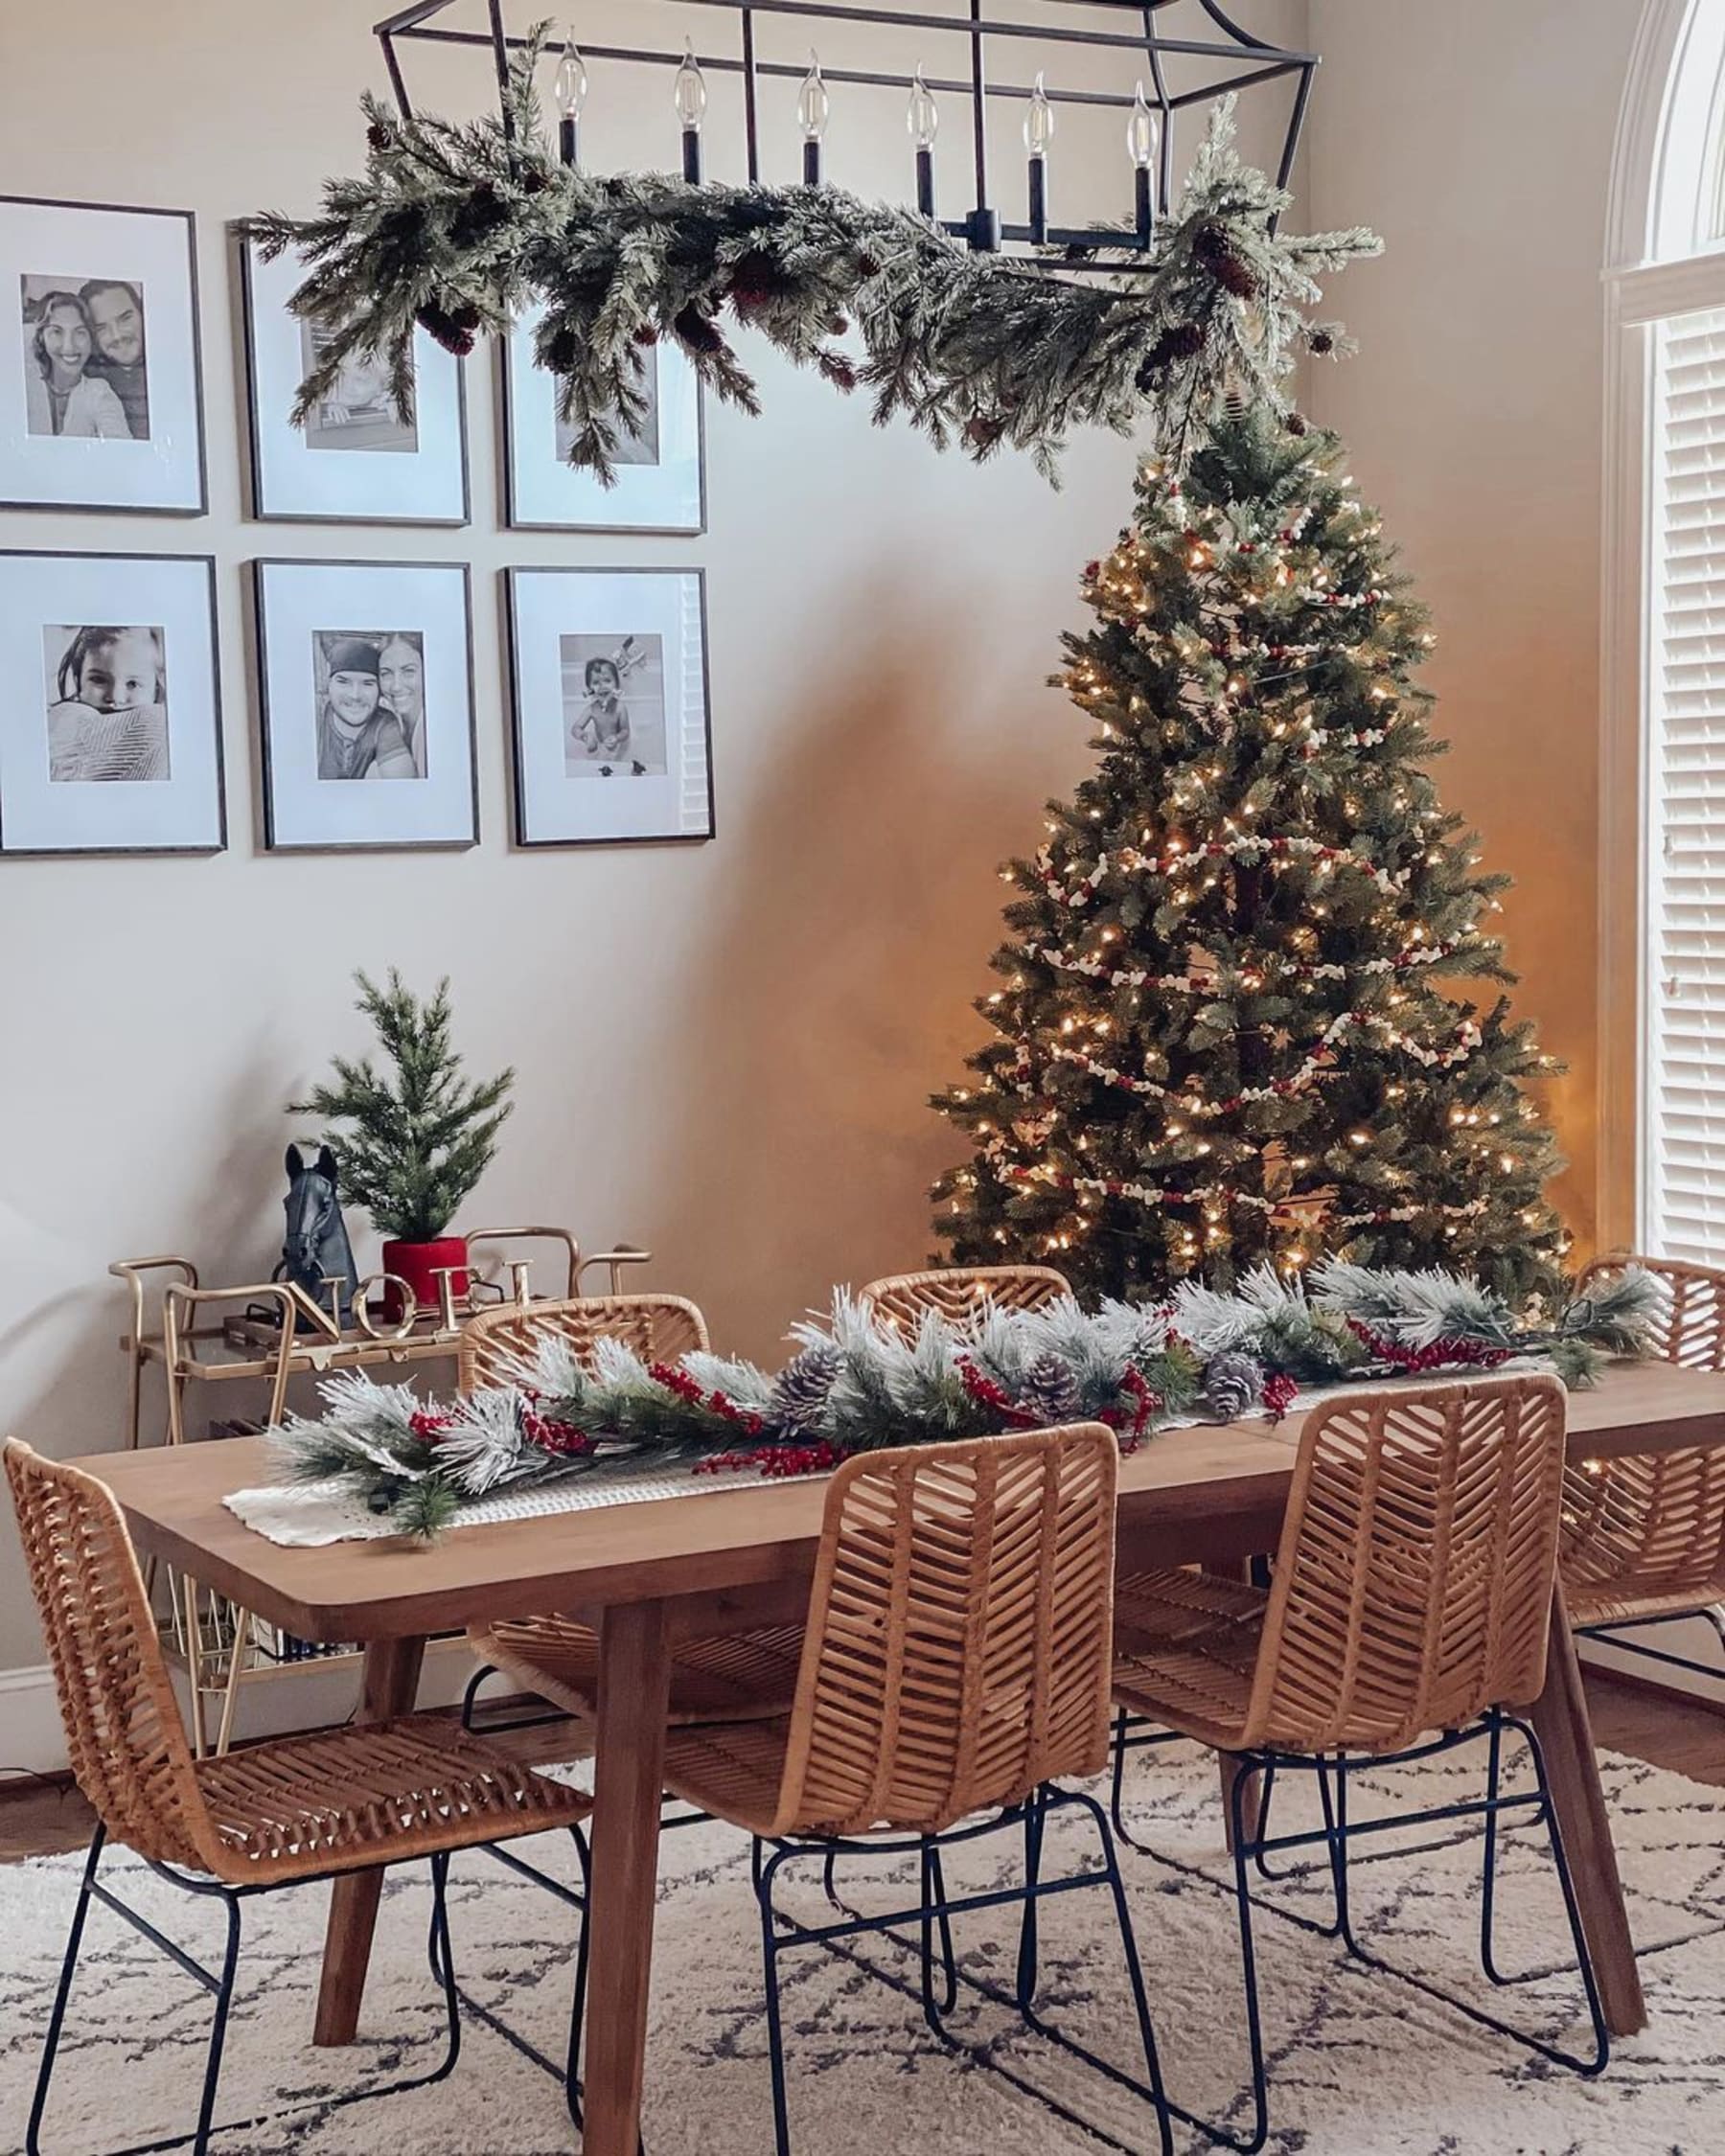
xmin=1521 ymin=1724 xmax=1610 ymax=2075
xmin=459 ymin=1662 xmax=492 ymax=1731
xmin=1227 ymin=1765 xmax=1273 ymax=2156
xmin=190 ymin=1892 xmax=242 ymax=2156
xmin=755 ymin=1846 xmax=795 ymax=2156
xmin=426 ymin=1853 xmax=463 ymax=2085
xmin=1480 ymin=1710 xmax=1508 ymax=1984
xmin=1015 ymin=1791 xmax=1045 ymax=2013
xmin=918 ymin=1844 xmax=958 ymax=2032
xmin=564 ymin=1824 xmax=593 ymax=2129
xmin=1071 ymin=1790 xmax=1175 ymax=2156
xmin=1317 ymin=1753 xmax=1360 ymax=1955
xmin=27 ymin=1825 xmax=104 ymax=2156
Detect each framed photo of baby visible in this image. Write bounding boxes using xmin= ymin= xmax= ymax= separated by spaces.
xmin=253 ymin=558 xmax=477 ymax=851
xmin=1 ymin=197 xmax=205 ymax=514
xmin=507 ymin=567 xmax=713 ymax=847
xmin=240 ymin=241 xmax=470 ymax=525
xmin=0 ymin=550 xmax=224 ymax=855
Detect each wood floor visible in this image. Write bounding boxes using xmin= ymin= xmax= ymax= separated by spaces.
xmin=0 ymin=1674 xmax=1719 ymax=1865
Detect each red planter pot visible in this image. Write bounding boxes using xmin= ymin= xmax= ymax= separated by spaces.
xmin=380 ymin=1236 xmax=470 ymax=1322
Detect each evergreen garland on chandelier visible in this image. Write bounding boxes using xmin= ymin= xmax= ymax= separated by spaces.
xmin=242 ymin=26 xmax=1381 ymax=484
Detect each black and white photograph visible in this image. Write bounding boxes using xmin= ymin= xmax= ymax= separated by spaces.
xmin=311 ymin=629 xmax=428 ymax=780
xmin=0 ymin=198 xmax=203 ymax=512
xmin=0 ymin=551 xmax=222 ymax=854
xmin=254 ymin=558 xmax=476 ymax=850
xmin=22 ymin=276 xmax=149 ymax=441
xmin=554 ymin=365 xmax=658 ymax=469
xmin=43 ymin=622 xmax=170 ymax=782
xmin=508 ymin=567 xmax=712 ymax=847
xmin=241 ymin=241 xmax=468 ymax=524
xmin=298 ymin=319 xmax=417 ymax=453
xmin=503 ymin=304 xmax=702 ymax=532
xmin=561 ymin=633 xmax=668 ymax=779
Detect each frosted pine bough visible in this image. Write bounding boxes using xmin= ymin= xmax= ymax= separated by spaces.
xmin=269 ymin=1263 xmax=1658 ymax=1537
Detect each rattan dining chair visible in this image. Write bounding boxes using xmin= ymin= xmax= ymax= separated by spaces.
xmin=1557 ymin=1256 xmax=1725 ymax=1670
xmin=657 ymin=1423 xmax=1174 ymax=2156
xmin=457 ymin=1294 xmax=804 ymax=1737
xmin=4 ymin=1438 xmax=594 ymax=2156
xmin=859 ymin=1262 xmax=1072 ymax=1331
xmin=1110 ymin=1375 xmax=1606 ymax=2156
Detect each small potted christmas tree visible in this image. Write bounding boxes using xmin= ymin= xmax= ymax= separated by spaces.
xmin=290 ymin=970 xmax=515 ymax=1319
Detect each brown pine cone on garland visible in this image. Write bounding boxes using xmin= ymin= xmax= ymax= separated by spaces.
xmin=816 ymin=350 xmax=859 ymax=392
xmin=1192 ymin=221 xmax=1258 ymax=301
xmin=1285 ymin=410 xmax=1310 ymax=436
xmin=449 ymin=179 xmax=510 ymax=249
xmin=1307 ymin=327 xmax=1335 ymax=356
xmin=726 ymin=248 xmax=789 ymax=316
xmin=518 ymin=165 xmax=553 ymax=196
xmin=416 ymin=300 xmax=478 ymax=357
xmin=1136 ymin=319 xmax=1207 ymax=390
xmin=964 ymin=413 xmax=1007 ymax=450
xmin=366 ymin=118 xmax=396 ymax=153
xmin=544 ymin=326 xmax=581 ymax=374
xmin=673 ymin=302 xmax=728 ymax=356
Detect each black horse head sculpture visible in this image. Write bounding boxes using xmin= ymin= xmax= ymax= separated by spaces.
xmin=276 ymin=1143 xmax=359 ymax=1329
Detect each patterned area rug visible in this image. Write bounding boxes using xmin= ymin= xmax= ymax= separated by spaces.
xmin=3 ymin=1738 xmax=1723 ymax=2155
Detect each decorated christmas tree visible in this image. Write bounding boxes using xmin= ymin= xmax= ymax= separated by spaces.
xmin=932 ymin=410 xmax=1567 ymax=1305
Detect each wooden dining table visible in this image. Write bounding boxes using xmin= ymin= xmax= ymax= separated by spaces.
xmin=66 ymin=1358 xmax=1725 ymax=2156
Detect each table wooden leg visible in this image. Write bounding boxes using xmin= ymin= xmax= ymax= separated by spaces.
xmin=312 ymin=1634 xmax=427 ymax=2047
xmin=1202 ymin=1560 xmax=1262 ymax=1851
xmin=1526 ymin=1589 xmax=1645 ymax=2038
xmin=581 ymin=1599 xmax=672 ymax=2156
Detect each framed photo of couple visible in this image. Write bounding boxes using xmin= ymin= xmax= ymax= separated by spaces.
xmin=0 ymin=195 xmax=206 ymax=516
xmin=506 ymin=566 xmax=713 ymax=847
xmin=252 ymin=558 xmax=478 ymax=852
xmin=241 ymin=241 xmax=470 ymax=525
xmin=0 ymin=549 xmax=225 ymax=856
xmin=502 ymin=306 xmax=704 ymax=534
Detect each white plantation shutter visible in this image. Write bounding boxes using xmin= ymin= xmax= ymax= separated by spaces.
xmin=1645 ymin=306 xmax=1725 ymax=1262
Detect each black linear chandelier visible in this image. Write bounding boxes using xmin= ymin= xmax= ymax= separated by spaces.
xmin=372 ymin=1 xmax=1318 ymax=276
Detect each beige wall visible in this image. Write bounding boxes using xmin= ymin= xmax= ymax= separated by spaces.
xmin=1307 ymin=0 xmax=1644 ymax=1253
xmin=0 ymin=1 xmax=1304 ymax=1675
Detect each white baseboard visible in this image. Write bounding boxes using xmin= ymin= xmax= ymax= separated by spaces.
xmin=0 ymin=1664 xmax=67 ymax=1778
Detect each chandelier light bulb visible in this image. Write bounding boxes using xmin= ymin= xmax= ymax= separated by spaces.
xmin=1024 ymin=71 xmax=1054 ymax=157
xmin=674 ymin=39 xmax=708 ymax=131
xmin=908 ymin=65 xmax=939 ymax=149
xmin=1127 ymin=80 xmax=1158 ymax=170
xmin=797 ymin=50 xmax=830 ymax=142
xmin=554 ymin=34 xmax=588 ymax=120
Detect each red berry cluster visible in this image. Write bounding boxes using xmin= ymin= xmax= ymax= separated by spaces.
xmin=649 ymin=1360 xmax=769 ymax=1435
xmin=694 ymin=1441 xmax=841 ymax=1479
xmin=1346 ymin=1320 xmax=1512 ymax=1374
xmin=408 ymin=1410 xmax=455 ymax=1439
xmin=956 ymin=1357 xmax=1044 ymax=1430
xmin=1099 ymin=1365 xmax=1163 ymax=1452
xmin=1262 ymin=1373 xmax=1300 ymax=1423
xmin=521 ymin=1409 xmax=591 ymax=1456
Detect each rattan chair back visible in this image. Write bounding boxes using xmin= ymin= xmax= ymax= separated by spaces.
xmin=860 ymin=1265 xmax=1071 ymax=1334
xmin=5 ymin=1439 xmax=210 ymax=1868
xmin=457 ymin=1293 xmax=709 ymax=1393
xmin=769 ymin=1423 xmax=1117 ymax=1839
xmin=1559 ymin=1256 xmax=1725 ymax=1614
xmin=1241 ymin=1375 xmax=1569 ymax=1754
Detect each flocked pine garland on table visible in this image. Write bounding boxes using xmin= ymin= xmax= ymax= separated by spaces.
xmin=241 ymin=26 xmax=1380 ymax=486
xmin=266 ymin=1261 xmax=1659 ymax=1539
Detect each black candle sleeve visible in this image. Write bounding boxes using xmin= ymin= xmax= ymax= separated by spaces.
xmin=682 ymin=129 xmax=703 ymax=184
xmin=1028 ymin=156 xmax=1046 ymax=246
xmin=803 ymin=139 xmax=821 ymax=186
xmin=916 ymin=145 xmax=935 ymax=218
xmin=559 ymin=115 xmax=578 ymax=168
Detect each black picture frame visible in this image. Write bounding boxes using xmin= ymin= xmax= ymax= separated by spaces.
xmin=238 ymin=236 xmax=472 ymax=528
xmin=504 ymin=564 xmax=716 ymax=849
xmin=498 ymin=317 xmax=707 ymax=537
xmin=252 ymin=556 xmax=481 ymax=854
xmin=0 ymin=547 xmax=225 ymax=857
xmin=0 ymin=195 xmax=208 ymax=517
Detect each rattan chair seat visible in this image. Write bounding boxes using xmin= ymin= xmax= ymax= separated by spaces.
xmin=662 ymin=1716 xmax=797 ymax=1833
xmin=192 ymin=1712 xmax=590 ymax=1885
xmin=1555 ymin=1259 xmax=1725 ymax=1629
xmin=1112 ymin=1570 xmax=1269 ymax=1753
xmin=471 ymin=1613 xmax=805 ymax=1727
xmin=1115 ymin=1566 xmax=1267 ymax=1651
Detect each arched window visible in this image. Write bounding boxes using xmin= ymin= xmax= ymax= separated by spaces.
xmin=1601 ymin=0 xmax=1725 ymax=1259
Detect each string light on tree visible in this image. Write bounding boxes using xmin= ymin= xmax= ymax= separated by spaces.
xmin=932 ymin=406 xmax=1566 ymax=1302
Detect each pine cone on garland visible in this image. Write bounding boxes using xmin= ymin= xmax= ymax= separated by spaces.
xmin=544 ymin=326 xmax=581 ymax=375
xmin=518 ymin=165 xmax=553 ymax=196
xmin=726 ymin=248 xmax=790 ymax=317
xmin=964 ymin=413 xmax=1007 ymax=451
xmin=416 ymin=300 xmax=478 ymax=357
xmin=1136 ymin=320 xmax=1207 ymax=391
xmin=1285 ymin=411 xmax=1310 ymax=437
xmin=768 ymin=1342 xmax=841 ymax=1435
xmin=1192 ymin=222 xmax=1258 ymax=301
xmin=366 ymin=117 xmax=396 ymax=154
xmin=1015 ymin=1351 xmax=1081 ymax=1427
xmin=816 ymin=350 xmax=859 ymax=392
xmin=1307 ymin=328 xmax=1335 ymax=356
xmin=1203 ymin=1349 xmax=1266 ymax=1423
xmin=672 ymin=302 xmax=727 ymax=357
xmin=449 ymin=179 xmax=511 ymax=250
